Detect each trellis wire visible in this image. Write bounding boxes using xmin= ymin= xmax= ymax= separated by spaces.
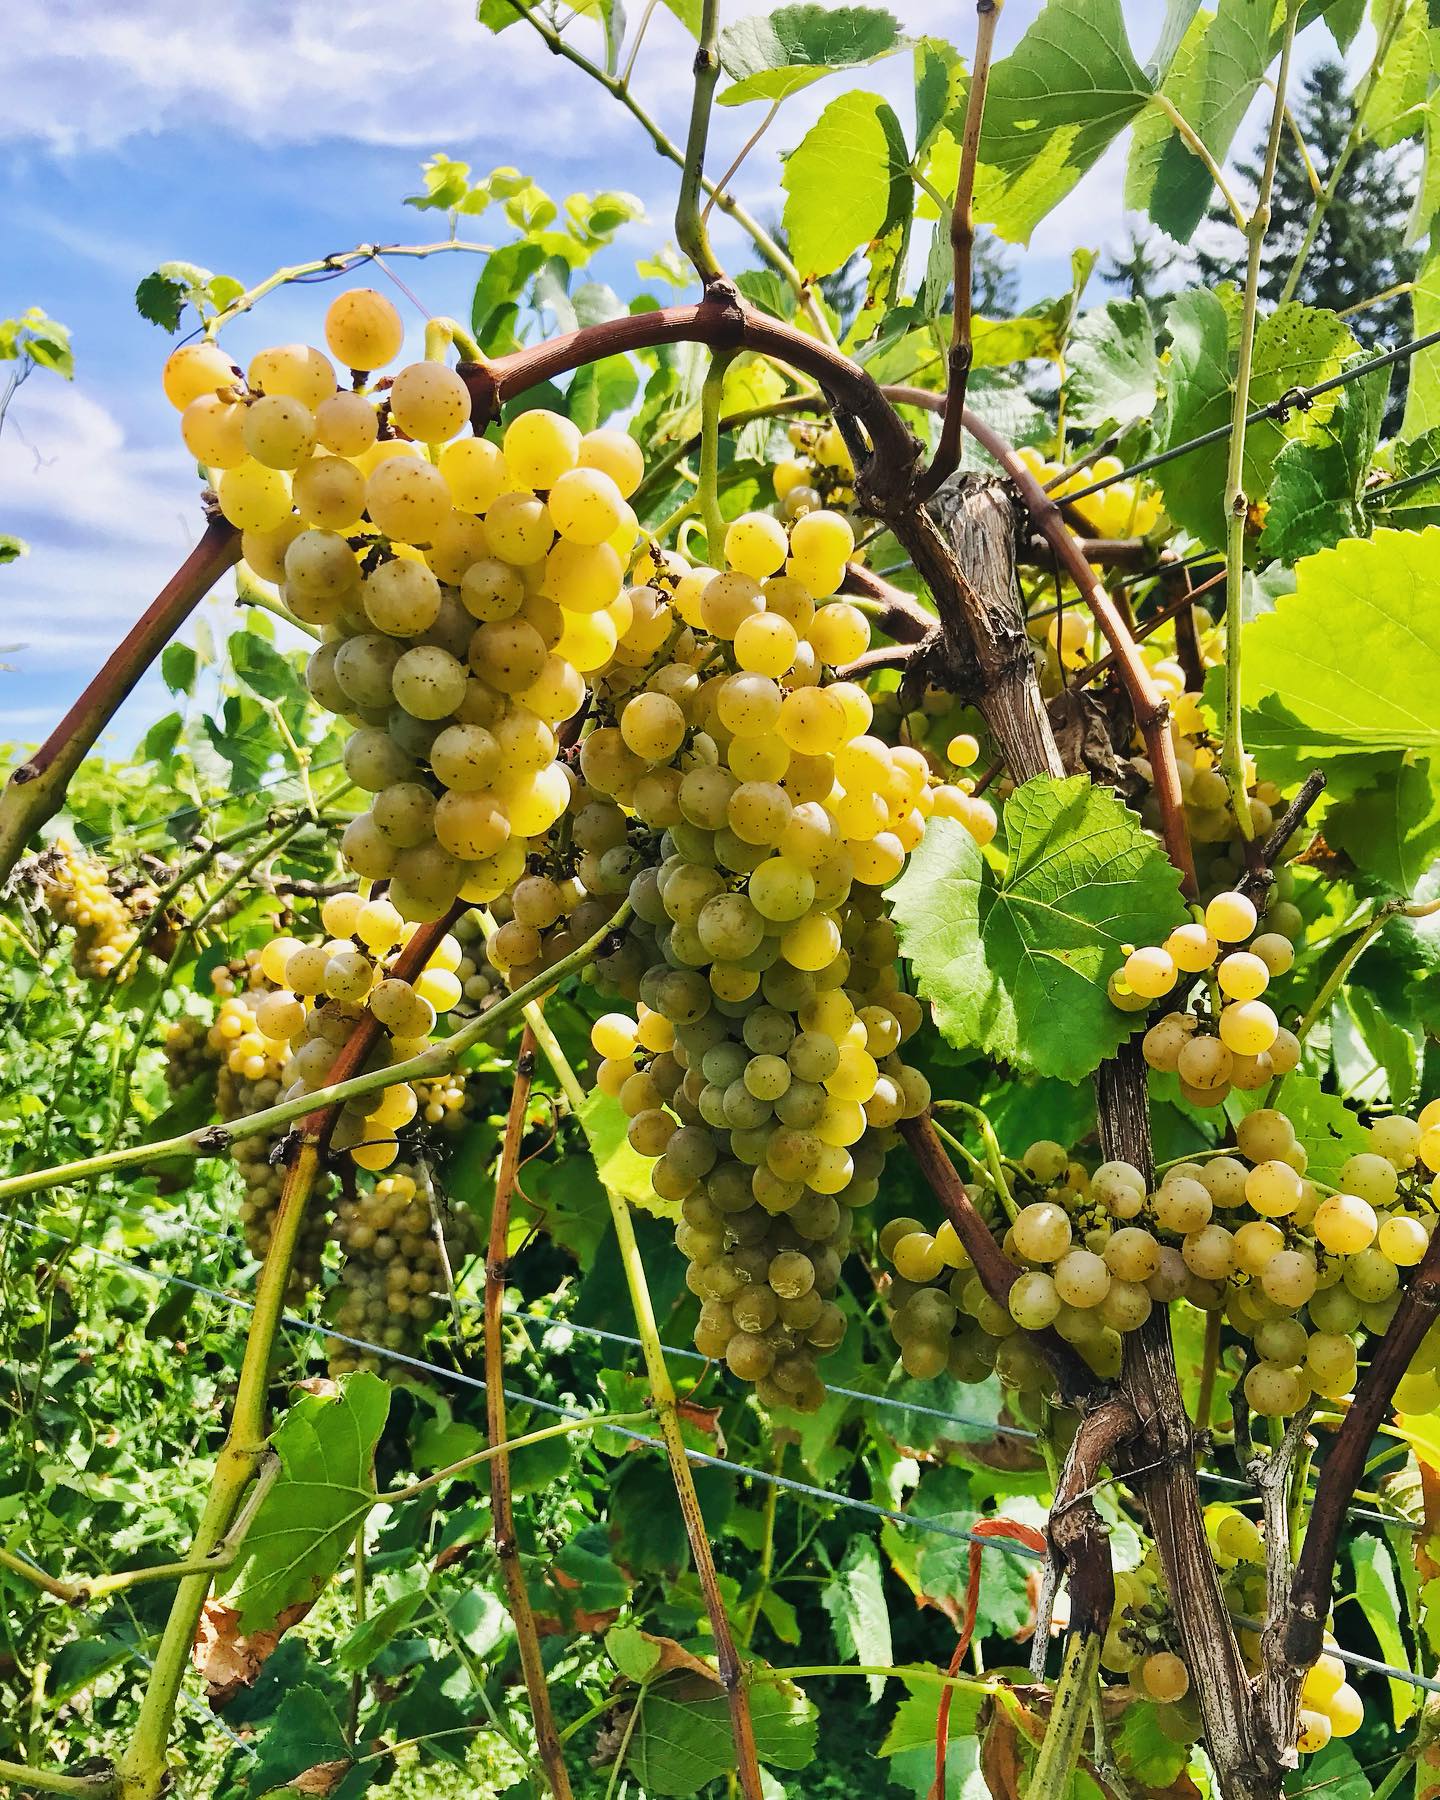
xmin=74 ymin=756 xmax=345 ymax=855
xmin=36 ymin=1194 xmax=1427 ymax=1537
xmin=1042 ymin=323 xmax=1440 ymax=506
xmin=8 ymin=1211 xmax=1440 ymax=1694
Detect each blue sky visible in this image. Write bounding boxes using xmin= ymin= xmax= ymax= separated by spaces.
xmin=2 ymin=0 xmax=1357 ymax=753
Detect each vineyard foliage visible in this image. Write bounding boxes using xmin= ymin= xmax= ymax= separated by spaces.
xmin=8 ymin=3 xmax=1440 ymax=1799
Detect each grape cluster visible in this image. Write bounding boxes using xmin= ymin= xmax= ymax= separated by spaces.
xmin=162 ymin=294 xmax=653 ymax=926
xmin=1104 ymin=1521 xmax=1363 ymax=1757
xmin=877 ymin=1101 xmax=1440 ymax=1421
xmin=1112 ymin=888 xmax=1301 ymax=1107
xmin=33 ymin=841 xmax=155 ymax=981
xmin=254 ymin=890 xmax=469 ymax=1170
xmin=768 ymin=420 xmax=859 ymax=522
xmin=165 ymin=950 xmax=335 ymax=1296
xmin=328 ymin=1163 xmax=467 ymax=1375
xmin=1016 ymin=445 xmax=1164 ymax=547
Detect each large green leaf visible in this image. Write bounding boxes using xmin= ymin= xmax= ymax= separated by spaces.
xmin=1327 ymin=755 xmax=1440 ymax=895
xmin=623 ymin=1672 xmax=817 ymax=1794
xmin=1159 ymin=290 xmax=1358 ymax=547
xmin=718 ymin=5 xmax=903 ymax=105
xmin=880 ymin=1683 xmax=988 ymax=1798
xmin=781 ymin=90 xmax=910 ymax=279
xmin=218 ymin=1372 xmax=389 ymax=1630
xmin=243 ymin=1683 xmax=349 ymax=1795
xmin=1404 ymin=238 xmax=1440 ymax=439
xmin=1067 ymin=298 xmax=1159 ymax=429
xmin=820 ymin=1536 xmax=892 ymax=1700
xmin=1363 ymin=0 xmax=1437 ymax=150
xmin=973 ymin=0 xmax=1153 ymax=244
xmin=1239 ymin=528 xmax=1440 ymax=768
xmin=889 ymin=778 xmax=1186 ymax=1081
xmin=1126 ymin=0 xmax=1272 ymax=240
xmin=1353 ymin=1535 xmax=1417 ymax=1725
xmin=1258 ymin=366 xmax=1388 ymax=562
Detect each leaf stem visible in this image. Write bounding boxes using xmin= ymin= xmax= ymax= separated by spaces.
xmin=1294 ymin=894 xmax=1440 ymax=1041
xmin=1153 ymin=95 xmax=1247 ymax=232
xmin=485 ymin=1026 xmax=573 ymax=1800
xmin=1221 ymin=1 xmax=1302 ymax=849
xmin=0 ymin=1762 xmax=116 ymax=1799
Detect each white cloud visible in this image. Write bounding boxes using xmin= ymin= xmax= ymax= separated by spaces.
xmin=2 ymin=0 xmax=588 ymax=151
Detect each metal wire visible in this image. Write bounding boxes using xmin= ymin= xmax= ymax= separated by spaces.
xmin=1058 ymin=324 xmax=1440 ymax=507
xmin=76 ymin=757 xmax=344 ymax=854
xmin=9 ymin=1211 xmax=1440 ymax=1694
xmin=50 ymin=1196 xmax=1429 ymax=1536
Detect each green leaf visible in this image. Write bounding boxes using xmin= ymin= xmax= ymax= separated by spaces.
xmin=718 ymin=5 xmax=903 ymax=106
xmin=471 ymin=242 xmax=547 ymax=354
xmin=0 ymin=533 xmax=26 ymax=566
xmin=624 ymin=1672 xmax=817 ymax=1794
xmin=1146 ymin=0 xmax=1205 ymax=80
xmin=1328 ymin=756 xmax=1440 ymax=895
xmin=218 ymin=1372 xmax=389 ymax=1630
xmin=1363 ymin=0 xmax=1437 ymax=150
xmin=1370 ymin=428 xmax=1440 ymax=530
xmin=336 ymin=1586 xmax=427 ymax=1672
xmin=974 ymin=0 xmax=1153 ymax=244
xmin=6 ymin=307 xmax=75 ymax=380
xmin=1404 ymin=237 xmax=1440 ymax=439
xmin=1352 ymin=1534 xmax=1418 ymax=1725
xmin=134 ymin=262 xmax=216 ymax=332
xmin=914 ymin=37 xmax=964 ymax=158
xmin=1113 ymin=1700 xmax=1189 ymax=1785
xmin=1238 ymin=528 xmax=1440 ymax=773
xmin=244 ymin=1683 xmax=349 ymax=1795
xmin=1288 ymin=1740 xmax=1372 ymax=1800
xmin=781 ymin=90 xmax=910 ymax=279
xmin=969 ymin=296 xmax=1070 ymax=369
xmin=1159 ymin=291 xmax=1358 ymax=547
xmin=607 ymin=1622 xmax=664 ymax=1683
xmin=160 ymin=643 xmax=197 ymax=696
xmin=819 ymin=1536 xmax=892 ymax=1699
xmin=1126 ymin=0 xmax=1272 ymax=241
xmin=1345 ymin=986 xmax=1421 ymax=1112
xmin=1259 ymin=365 xmax=1388 ymax=562
xmin=1067 ymin=299 xmax=1159 ymax=429
xmin=890 ymin=779 xmax=1186 ymax=1081
xmin=575 ymin=1086 xmax=675 ymax=1219
xmin=879 ymin=1683 xmax=987 ymax=1798
xmin=228 ymin=630 xmax=305 ymax=709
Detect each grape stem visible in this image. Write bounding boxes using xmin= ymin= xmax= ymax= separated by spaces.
xmin=1294 ymin=892 xmax=1440 ymax=1043
xmin=485 ymin=1025 xmax=575 ymax=1800
xmin=931 ymin=1102 xmax=1015 ymax=1220
xmin=917 ymin=0 xmax=1004 ymax=500
xmin=0 ymin=519 xmax=242 ymax=887
xmin=1029 ymin=1632 xmax=1102 ymax=1800
xmin=698 ymin=348 xmax=735 ymax=559
xmin=675 ymin=0 xmax=724 ymax=286
xmin=504 ymin=977 xmax=767 ymax=1800
xmin=0 ymin=901 xmax=631 ymax=1204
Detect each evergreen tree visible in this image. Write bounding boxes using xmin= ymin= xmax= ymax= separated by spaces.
xmin=1194 ymin=59 xmax=1418 ymax=420
xmin=1101 ymin=227 xmax=1179 ymax=312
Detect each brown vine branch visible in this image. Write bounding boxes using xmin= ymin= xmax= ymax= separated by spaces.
xmin=838 ymin=562 xmax=936 ymax=643
xmin=919 ymin=0 xmax=1003 ymax=499
xmin=486 ymin=1027 xmax=573 ymax=1800
xmin=0 ymin=519 xmax=241 ymax=886
xmin=1256 ymin=1402 xmax=1317 ymax=1763
xmin=1236 ymin=769 xmax=1326 ymax=910
xmin=1048 ymin=1398 xmax=1138 ymax=1643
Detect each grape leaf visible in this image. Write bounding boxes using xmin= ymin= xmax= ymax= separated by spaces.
xmin=218 ymin=1372 xmax=389 ymax=1630
xmin=1405 ymin=237 xmax=1440 ymax=439
xmin=1327 ymin=755 xmax=1440 ymax=895
xmin=1113 ymin=1700 xmax=1189 ymax=1785
xmin=1126 ymin=0 xmax=1272 ymax=241
xmin=973 ymin=0 xmax=1153 ymax=244
xmin=1363 ymin=0 xmax=1437 ymax=149
xmin=1368 ymin=428 xmax=1440 ymax=531
xmin=624 ymin=1671 xmax=817 ymax=1793
xmin=1237 ymin=529 xmax=1440 ymax=776
xmin=781 ymin=90 xmax=910 ymax=279
xmin=243 ymin=1682 xmax=349 ymax=1795
xmin=0 ymin=533 xmax=26 ymax=566
xmin=718 ymin=5 xmax=903 ymax=106
xmin=889 ymin=779 xmax=1187 ymax=1081
xmin=880 ymin=1683 xmax=988 ymax=1797
xmin=1259 ymin=366 xmax=1388 ymax=563
xmin=1353 ymin=1535 xmax=1419 ymax=1727
xmin=161 ymin=643 xmax=197 ymax=697
xmin=1159 ymin=291 xmax=1357 ymax=546
xmin=820 ymin=1536 xmax=892 ymax=1699
xmin=1067 ymin=298 xmax=1159 ymax=429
